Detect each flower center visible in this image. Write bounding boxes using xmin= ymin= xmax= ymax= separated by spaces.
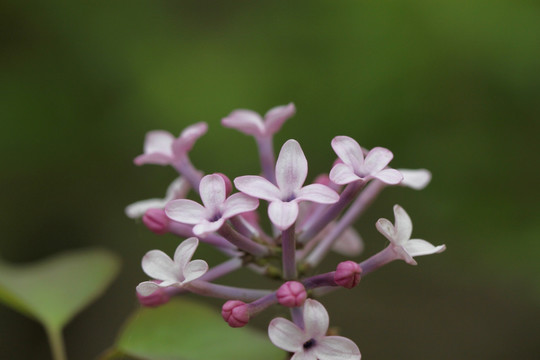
xmin=303 ymin=338 xmax=316 ymax=350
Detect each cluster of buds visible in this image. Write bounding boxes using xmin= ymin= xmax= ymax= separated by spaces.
xmin=126 ymin=103 xmax=446 ymax=359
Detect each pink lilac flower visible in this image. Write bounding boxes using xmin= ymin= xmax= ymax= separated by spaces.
xmin=235 ymin=139 xmax=339 ymax=230
xmin=165 ymin=174 xmax=259 ymax=236
xmin=221 ymin=103 xmax=295 ymax=139
xmin=125 ymin=177 xmax=190 ymax=219
xmin=268 ymin=299 xmax=361 ymax=360
xmin=136 ymin=237 xmax=208 ymax=296
xmin=134 ymin=122 xmax=208 ymax=166
xmin=329 ymin=136 xmax=403 ymax=185
xmin=376 ymin=204 xmax=446 ymax=265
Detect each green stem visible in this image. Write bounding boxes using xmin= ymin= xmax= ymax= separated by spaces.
xmin=46 ymin=326 xmax=67 ymax=360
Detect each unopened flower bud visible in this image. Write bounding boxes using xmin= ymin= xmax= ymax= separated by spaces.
xmin=276 ymin=281 xmax=307 ymax=307
xmin=136 ymin=283 xmax=170 ymax=307
xmin=334 ymin=261 xmax=362 ymax=289
xmin=142 ymin=208 xmax=169 ymax=234
xmin=215 ymin=173 xmax=233 ymax=197
xmin=222 ymin=300 xmax=249 ymax=327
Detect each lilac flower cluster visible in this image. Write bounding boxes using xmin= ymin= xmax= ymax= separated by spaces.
xmin=127 ymin=103 xmax=446 ymax=359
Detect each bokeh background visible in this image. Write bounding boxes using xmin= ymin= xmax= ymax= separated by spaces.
xmin=1 ymin=0 xmax=539 ymax=359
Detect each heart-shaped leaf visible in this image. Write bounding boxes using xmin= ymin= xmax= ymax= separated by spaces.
xmin=0 ymin=248 xmax=120 ymax=331
xmin=108 ymin=298 xmax=284 ymax=360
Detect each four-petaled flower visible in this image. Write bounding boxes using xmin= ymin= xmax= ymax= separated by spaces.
xmin=376 ymin=204 xmax=446 ymax=265
xmin=235 ymin=139 xmax=339 ymax=230
xmin=268 ymin=299 xmax=361 ymax=360
xmin=221 ymin=103 xmax=295 ymax=139
xmin=165 ymin=174 xmax=259 ymax=236
xmin=136 ymin=237 xmax=208 ymax=296
xmin=329 ymin=135 xmax=403 ymax=185
xmin=134 ymin=122 xmax=208 ymax=166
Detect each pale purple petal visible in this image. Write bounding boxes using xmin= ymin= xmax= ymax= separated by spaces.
xmin=182 ymin=259 xmax=209 ymax=283
xmin=222 ymin=193 xmax=259 ymax=219
xmin=268 ymin=317 xmax=306 ymax=352
xmin=303 ymin=299 xmax=329 ymax=340
xmin=221 ymin=109 xmax=265 ymax=137
xmin=291 ymin=352 xmax=318 ymax=360
xmin=141 ymin=250 xmax=176 ymax=281
xmin=136 ymin=281 xmax=161 ymax=296
xmin=172 ymin=122 xmax=208 ymax=155
xmin=234 ymin=175 xmax=281 ymax=201
xmin=375 ymin=218 xmax=396 ymax=243
xmin=165 ymin=177 xmax=191 ymax=200
xmin=404 ymin=239 xmax=446 ymax=257
xmin=264 ymin=103 xmax=296 ymax=135
xmin=373 ymin=169 xmax=403 ymax=185
xmin=193 ymin=219 xmax=224 ymax=236
xmin=268 ymin=200 xmax=299 ymax=230
xmin=173 ymin=237 xmax=199 ymax=270
xmin=331 ymin=136 xmax=364 ymax=170
xmin=165 ymin=199 xmax=207 ymax=224
xmin=363 ymin=147 xmax=394 ymax=174
xmin=199 ymin=174 xmax=226 ymax=213
xmin=315 ymin=336 xmax=361 ymax=360
xmin=295 ymin=184 xmax=339 ymax=204
xmin=143 ymin=130 xmax=175 ymax=156
xmin=332 ymin=227 xmax=364 ymax=256
xmin=329 ymin=163 xmax=362 ymax=185
xmin=399 ymin=169 xmax=432 ymax=190
xmin=275 ymin=139 xmax=308 ymax=196
xmin=134 ymin=153 xmax=174 ymax=166
xmin=125 ymin=198 xmax=167 ymax=219
xmin=393 ymin=205 xmax=412 ymax=243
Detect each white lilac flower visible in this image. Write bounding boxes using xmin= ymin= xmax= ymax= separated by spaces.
xmin=136 ymin=237 xmax=208 ymax=296
xmin=268 ymin=299 xmax=361 ymax=360
xmin=165 ymin=174 xmax=259 ymax=236
xmin=221 ymin=103 xmax=295 ymax=139
xmin=329 ymin=135 xmax=403 ymax=185
xmin=134 ymin=122 xmax=208 ymax=166
xmin=124 ymin=177 xmax=190 ymax=219
xmin=235 ymin=139 xmax=339 ymax=230
xmin=376 ymin=204 xmax=446 ymax=265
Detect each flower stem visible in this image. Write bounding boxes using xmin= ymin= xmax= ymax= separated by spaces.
xmin=187 ymin=280 xmax=272 ymax=301
xmin=172 ymin=157 xmax=203 ymax=191
xmin=45 ymin=327 xmax=66 ymax=360
xmin=257 ymin=136 xmax=276 ymax=184
xmin=218 ymin=223 xmax=270 ymax=257
xmin=282 ymin=224 xmax=297 ymax=280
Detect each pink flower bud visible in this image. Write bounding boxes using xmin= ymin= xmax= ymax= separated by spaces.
xmin=276 ymin=281 xmax=307 ymax=307
xmin=334 ymin=261 xmax=362 ymax=289
xmin=222 ymin=300 xmax=249 ymax=327
xmin=142 ymin=208 xmax=169 ymax=234
xmin=215 ymin=173 xmax=233 ymax=197
xmin=136 ymin=284 xmax=170 ymax=307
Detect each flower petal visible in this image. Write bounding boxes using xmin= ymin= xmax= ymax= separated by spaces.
xmin=222 ymin=193 xmax=259 ymax=219
xmin=125 ymin=198 xmax=167 ymax=219
xmin=221 ymin=109 xmax=265 ymax=137
xmin=375 ymin=218 xmax=396 ymax=243
xmin=303 ymin=299 xmax=329 ymax=340
xmin=393 ymin=205 xmax=412 ymax=243
xmin=264 ymin=103 xmax=296 ymax=135
xmin=363 ymin=147 xmax=393 ymax=174
xmin=329 ymin=163 xmax=362 ymax=185
xmin=193 ymin=219 xmax=225 ymax=236
xmin=165 ymin=199 xmax=207 ymax=224
xmin=141 ymin=250 xmax=177 ymax=281
xmin=275 ymin=139 xmax=308 ymax=196
xmin=136 ymin=281 xmax=160 ymax=296
xmin=143 ymin=130 xmax=175 ymax=156
xmin=234 ymin=175 xmax=281 ymax=201
xmin=173 ymin=237 xmax=199 ymax=270
xmin=164 ymin=177 xmax=191 ymax=200
xmin=398 ymin=169 xmax=432 ymax=190
xmin=172 ymin=122 xmax=208 ymax=155
xmin=199 ymin=174 xmax=226 ymax=213
xmin=295 ymin=184 xmax=339 ymax=204
xmin=268 ymin=317 xmax=306 ymax=352
xmin=332 ymin=227 xmax=364 ymax=256
xmin=404 ymin=239 xmax=446 ymax=257
xmin=268 ymin=200 xmax=299 ymax=230
xmin=291 ymin=352 xmax=318 ymax=360
xmin=182 ymin=259 xmax=209 ymax=283
xmin=373 ymin=169 xmax=403 ymax=185
xmin=314 ymin=336 xmax=361 ymax=360
xmin=331 ymin=136 xmax=364 ymax=170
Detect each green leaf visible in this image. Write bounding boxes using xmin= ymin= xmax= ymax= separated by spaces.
xmin=0 ymin=248 xmax=120 ymax=331
xmin=110 ymin=298 xmax=284 ymax=360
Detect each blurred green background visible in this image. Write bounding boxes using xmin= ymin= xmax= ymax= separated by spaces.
xmin=1 ymin=0 xmax=539 ymax=359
